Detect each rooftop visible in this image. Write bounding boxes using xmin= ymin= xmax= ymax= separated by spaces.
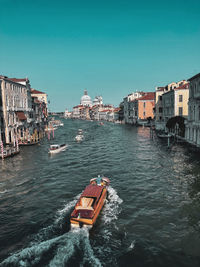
xmin=31 ymin=89 xmax=46 ymax=94
xmin=188 ymin=73 xmax=200 ymax=81
xmin=138 ymin=92 xmax=155 ymax=101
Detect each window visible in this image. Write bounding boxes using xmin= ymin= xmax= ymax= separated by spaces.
xmin=179 ymin=95 xmax=183 ymax=102
xmin=159 ymin=107 xmax=163 ymax=113
xmin=159 ymin=96 xmax=162 ymax=101
xmin=143 ymin=111 xmax=146 ymax=117
xmin=179 ymin=107 xmax=183 ymax=116
xmin=143 ymin=102 xmax=146 ymax=108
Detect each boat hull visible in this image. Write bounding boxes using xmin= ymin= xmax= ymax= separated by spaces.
xmin=48 ymin=145 xmax=67 ymax=154
xmin=70 ymin=187 xmax=107 ymax=227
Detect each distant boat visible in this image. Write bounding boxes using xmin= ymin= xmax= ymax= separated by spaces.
xmin=70 ymin=176 xmax=110 ymax=228
xmin=48 ymin=144 xmax=67 ymax=154
xmin=75 ymin=135 xmax=84 ymax=142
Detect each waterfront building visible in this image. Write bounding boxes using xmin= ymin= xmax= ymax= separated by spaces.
xmin=162 ymin=83 xmax=189 ymax=122
xmin=0 ymin=75 xmax=32 ymax=144
xmin=31 ymin=89 xmax=48 ymax=105
xmin=155 ymin=80 xmax=188 ymax=130
xmin=0 ymin=75 xmax=48 ymax=146
xmin=72 ymin=105 xmax=84 ymax=119
xmin=64 ymin=109 xmax=71 ymax=118
xmin=80 ymin=90 xmax=92 ymax=107
xmin=185 ymin=73 xmax=200 ymax=146
xmin=118 ymin=102 xmax=124 ymax=122
xmin=31 ymin=95 xmax=48 ymax=141
xmin=80 ymin=106 xmax=90 ymax=120
xmin=93 ymin=96 xmax=103 ymax=106
xmin=138 ymin=92 xmax=155 ymax=120
xmin=123 ymin=91 xmax=144 ymax=124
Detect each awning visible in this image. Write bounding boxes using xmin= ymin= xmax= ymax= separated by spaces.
xmin=16 ymin=111 xmax=27 ymax=121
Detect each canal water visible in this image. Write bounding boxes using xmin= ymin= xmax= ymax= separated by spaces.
xmin=0 ymin=119 xmax=200 ymax=267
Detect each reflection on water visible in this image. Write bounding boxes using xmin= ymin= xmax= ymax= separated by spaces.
xmin=0 ymin=120 xmax=200 ymax=266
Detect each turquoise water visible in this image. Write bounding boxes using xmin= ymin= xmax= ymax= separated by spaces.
xmin=0 ymin=119 xmax=200 ymax=266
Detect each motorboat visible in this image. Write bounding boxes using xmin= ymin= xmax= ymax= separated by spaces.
xmin=75 ymin=134 xmax=84 ymax=142
xmin=78 ymin=129 xmax=83 ymax=134
xmin=48 ymin=144 xmax=67 ymax=154
xmin=70 ymin=176 xmax=110 ymax=228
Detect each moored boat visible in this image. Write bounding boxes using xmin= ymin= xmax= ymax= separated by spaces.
xmin=48 ymin=144 xmax=68 ymax=154
xmin=0 ymin=146 xmax=20 ymax=159
xmin=157 ymin=133 xmax=173 ymax=138
xmin=70 ymin=176 xmax=110 ymax=228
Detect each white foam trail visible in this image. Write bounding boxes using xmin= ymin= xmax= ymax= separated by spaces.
xmin=0 ymin=190 xmax=8 ymax=194
xmin=1 ymin=194 xmax=102 ymax=267
xmin=81 ymin=228 xmax=102 ymax=267
xmin=56 ymin=193 xmax=81 ymax=222
xmin=49 ymin=229 xmax=82 ymax=267
xmin=1 ymin=229 xmax=101 ymax=267
xmin=128 ymin=240 xmax=136 ymax=251
xmin=31 ymin=194 xmax=81 ymax=244
xmin=102 ymin=186 xmax=123 ymax=224
xmin=0 ymin=234 xmax=65 ymax=267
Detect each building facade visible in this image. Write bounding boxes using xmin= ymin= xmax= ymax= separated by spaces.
xmin=185 ymin=73 xmax=200 ymax=146
xmin=123 ymin=92 xmax=144 ymax=124
xmin=162 ymin=83 xmax=189 ymax=122
xmin=80 ymin=90 xmax=92 ymax=107
xmin=0 ymin=76 xmax=32 ymax=144
xmin=138 ymin=92 xmax=155 ymax=120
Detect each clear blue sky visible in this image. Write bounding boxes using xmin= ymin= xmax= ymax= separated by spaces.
xmin=0 ymin=0 xmax=200 ymax=111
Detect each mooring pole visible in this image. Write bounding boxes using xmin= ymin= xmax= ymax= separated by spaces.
xmin=168 ymin=135 xmax=170 ymax=148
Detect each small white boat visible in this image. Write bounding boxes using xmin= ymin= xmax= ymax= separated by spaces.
xmin=49 ymin=144 xmax=68 ymax=154
xmin=75 ymin=135 xmax=84 ymax=142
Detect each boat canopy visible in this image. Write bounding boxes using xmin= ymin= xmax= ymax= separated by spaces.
xmin=81 ymin=184 xmax=103 ymax=202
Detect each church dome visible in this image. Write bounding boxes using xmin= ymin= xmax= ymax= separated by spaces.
xmin=80 ymin=90 xmax=92 ymax=106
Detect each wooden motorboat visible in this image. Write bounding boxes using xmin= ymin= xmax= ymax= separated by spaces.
xmin=70 ymin=176 xmax=110 ymax=228
xmin=48 ymin=144 xmax=67 ymax=154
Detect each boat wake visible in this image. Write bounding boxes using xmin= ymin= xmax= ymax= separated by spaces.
xmin=0 ymin=194 xmax=102 ymax=267
xmin=0 ymin=186 xmax=122 ymax=267
xmin=102 ymin=186 xmax=123 ymax=224
xmin=0 ymin=228 xmax=101 ymax=267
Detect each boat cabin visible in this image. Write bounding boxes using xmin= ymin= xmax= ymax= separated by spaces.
xmin=50 ymin=144 xmax=59 ymax=150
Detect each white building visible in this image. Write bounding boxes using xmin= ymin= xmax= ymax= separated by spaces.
xmin=80 ymin=90 xmax=92 ymax=107
xmin=93 ymin=96 xmax=103 ymax=106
